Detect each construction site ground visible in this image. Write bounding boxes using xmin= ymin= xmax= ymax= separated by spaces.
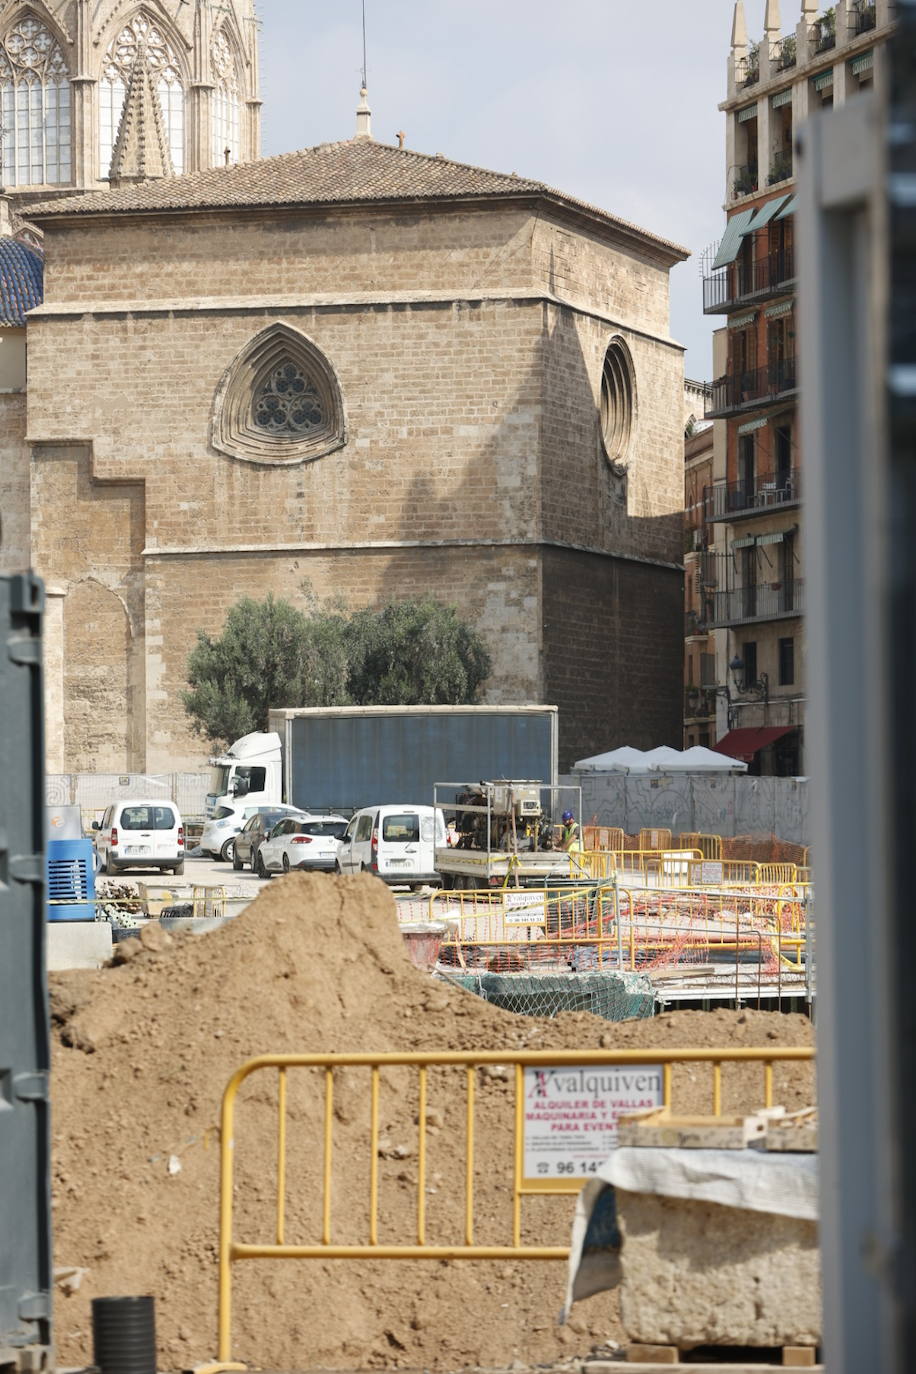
xmin=50 ymin=873 xmax=815 ymax=1372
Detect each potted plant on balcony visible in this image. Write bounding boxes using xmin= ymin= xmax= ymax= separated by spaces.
xmin=743 ymin=41 xmax=760 ymax=85
xmin=778 ymin=34 xmax=797 ymax=69
xmin=814 ymin=6 xmax=836 ymax=50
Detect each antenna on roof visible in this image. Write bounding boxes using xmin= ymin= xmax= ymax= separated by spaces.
xmin=361 ymin=0 xmax=368 ymax=90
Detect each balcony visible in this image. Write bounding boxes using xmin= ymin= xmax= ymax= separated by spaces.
xmin=851 ymin=1 xmax=876 ymax=35
xmin=706 ymin=468 xmax=801 ymax=522
xmin=684 ymin=686 xmax=717 ymax=720
xmin=706 ymin=357 xmax=798 ymax=419
xmin=768 ymin=151 xmax=794 ymax=186
xmin=706 ymin=579 xmax=805 ymax=628
xmin=737 ymin=51 xmax=760 ymax=87
xmin=685 ymin=609 xmax=712 ymax=638
xmin=703 ymin=246 xmax=795 ymax=314
xmin=813 ymin=15 xmax=836 ymax=52
xmin=773 ymin=35 xmax=797 ymax=70
xmin=732 ymin=163 xmax=759 ymax=199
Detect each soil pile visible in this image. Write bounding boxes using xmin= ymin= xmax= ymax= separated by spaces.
xmin=51 ymin=874 xmax=814 ymax=1370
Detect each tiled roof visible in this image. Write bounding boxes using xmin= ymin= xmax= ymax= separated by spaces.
xmin=0 ymin=236 xmax=43 ymax=325
xmin=26 ymin=138 xmax=688 ymax=258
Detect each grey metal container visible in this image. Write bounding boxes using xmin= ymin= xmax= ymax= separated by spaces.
xmin=0 ymin=573 xmax=51 ymax=1370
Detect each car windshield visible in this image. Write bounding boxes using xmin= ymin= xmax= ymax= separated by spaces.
xmin=382 ymin=814 xmax=420 ymax=842
xmin=210 ymin=765 xmax=230 ymax=795
xmin=298 ymin=821 xmax=347 ymax=838
xmin=121 ymin=805 xmax=176 ymax=831
xmin=261 ymin=810 xmax=293 ymax=827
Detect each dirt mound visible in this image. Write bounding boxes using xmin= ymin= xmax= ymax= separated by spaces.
xmin=51 ymin=874 xmax=814 ymax=1370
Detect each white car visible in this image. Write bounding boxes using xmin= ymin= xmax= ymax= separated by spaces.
xmin=199 ymin=802 xmax=298 ymax=862
xmin=256 ymin=814 xmax=349 ymax=877
xmin=92 ymin=799 xmax=185 ymax=875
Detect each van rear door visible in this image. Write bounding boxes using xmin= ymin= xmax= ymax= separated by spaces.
xmin=378 ymin=811 xmax=422 ymax=876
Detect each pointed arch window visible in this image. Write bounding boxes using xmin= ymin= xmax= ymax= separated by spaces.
xmin=0 ymin=16 xmax=71 ymax=186
xmin=211 ymin=27 xmax=241 ymax=166
xmin=100 ymin=14 xmax=184 ymax=178
xmin=212 ymin=324 xmax=347 ymax=465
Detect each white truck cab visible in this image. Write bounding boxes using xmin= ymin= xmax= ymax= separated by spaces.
xmin=206 ymin=730 xmax=283 ymax=818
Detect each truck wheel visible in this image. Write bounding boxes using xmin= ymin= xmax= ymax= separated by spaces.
xmin=220 ymin=837 xmax=236 ymax=863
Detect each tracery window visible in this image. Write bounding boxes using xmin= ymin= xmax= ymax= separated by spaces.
xmin=254 ymin=362 xmax=324 ymax=435
xmin=100 ymin=14 xmax=184 ymax=178
xmin=212 ymin=324 xmax=347 ymax=466
xmin=0 ymin=16 xmax=71 ymax=186
xmin=211 ymin=27 xmax=241 ymax=166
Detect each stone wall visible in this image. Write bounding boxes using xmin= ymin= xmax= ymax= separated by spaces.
xmin=0 ymin=391 xmax=28 ymax=574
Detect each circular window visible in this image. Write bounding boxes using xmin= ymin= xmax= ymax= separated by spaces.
xmin=600 ymin=338 xmax=635 ymax=472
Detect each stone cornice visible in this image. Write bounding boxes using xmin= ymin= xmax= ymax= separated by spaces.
xmin=27 ymin=288 xmax=684 ymax=351
xmin=139 ymin=536 xmax=684 ymax=574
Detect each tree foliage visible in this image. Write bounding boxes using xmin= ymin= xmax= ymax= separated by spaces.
xmin=183 ymin=593 xmax=492 ymax=745
xmin=345 ymin=598 xmax=491 ymax=706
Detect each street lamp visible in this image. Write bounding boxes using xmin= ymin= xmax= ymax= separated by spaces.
xmin=729 ymin=654 xmax=770 ymax=702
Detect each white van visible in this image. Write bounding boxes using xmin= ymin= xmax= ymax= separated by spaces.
xmin=336 ymin=805 xmax=444 ymax=889
xmin=92 ymin=799 xmax=185 ymax=875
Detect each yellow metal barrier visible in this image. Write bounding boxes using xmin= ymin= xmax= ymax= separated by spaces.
xmin=759 ymin=863 xmax=798 ymax=885
xmin=686 ymin=858 xmax=762 ymax=886
xmin=206 ymin=1046 xmax=815 ymax=1371
xmin=582 ymin=825 xmax=625 ymax=851
xmin=638 ymin=827 xmax=673 ymax=851
xmin=677 ymin=832 xmax=723 ymax=860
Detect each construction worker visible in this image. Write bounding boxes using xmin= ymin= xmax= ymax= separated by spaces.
xmin=560 ymin=810 xmax=581 ymax=852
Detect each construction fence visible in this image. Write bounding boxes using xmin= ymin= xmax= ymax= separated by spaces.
xmin=46 ymin=772 xmax=210 ymax=824
xmin=400 ymin=879 xmax=814 ymax=1009
xmin=204 ymin=1046 xmax=817 ymax=1370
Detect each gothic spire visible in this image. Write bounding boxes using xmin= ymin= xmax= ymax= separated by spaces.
xmin=731 ymin=0 xmax=748 ymax=51
xmin=107 ymin=34 xmax=174 ymax=185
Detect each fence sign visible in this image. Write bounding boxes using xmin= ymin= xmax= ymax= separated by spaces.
xmin=522 ymin=1063 xmax=663 ymax=1181
xmin=698 ymin=860 xmax=725 ymax=885
xmin=504 ymin=892 xmax=548 ymax=927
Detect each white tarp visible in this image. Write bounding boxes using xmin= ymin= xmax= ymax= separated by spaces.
xmin=572 ymin=745 xmax=748 ymax=774
xmin=561 ymin=1147 xmax=818 ymax=1320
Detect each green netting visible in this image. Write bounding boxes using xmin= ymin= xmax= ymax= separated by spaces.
xmin=438 ymin=969 xmax=655 ymax=1021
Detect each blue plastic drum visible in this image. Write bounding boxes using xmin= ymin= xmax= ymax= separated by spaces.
xmin=46 ymin=837 xmax=96 ymax=921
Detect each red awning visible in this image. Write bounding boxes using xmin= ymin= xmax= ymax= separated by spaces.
xmin=713 ymin=726 xmax=796 ymax=763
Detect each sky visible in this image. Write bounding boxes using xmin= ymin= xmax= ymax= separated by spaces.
xmin=258 ymin=1 xmax=775 ymax=380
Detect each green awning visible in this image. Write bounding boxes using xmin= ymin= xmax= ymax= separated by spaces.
xmin=712 ymin=208 xmax=756 ymax=269
xmin=813 ymin=69 xmax=834 ymax=91
xmin=849 ymin=50 xmax=873 ymax=76
xmin=744 ymin=194 xmax=792 ymax=233
xmin=737 ymin=103 xmax=759 ymax=123
xmin=733 ymin=536 xmax=757 ymax=549
xmin=771 ymin=88 xmax=793 ymax=109
xmin=757 ymin=531 xmax=786 ymax=545
xmin=765 ymin=300 xmax=794 ymax=319
xmin=775 ymin=195 xmax=797 ymax=219
xmin=728 ymin=311 xmax=757 ymax=330
xmin=738 ymin=417 xmax=769 ymax=435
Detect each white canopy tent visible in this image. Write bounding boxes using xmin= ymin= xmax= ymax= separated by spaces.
xmin=572 ymin=745 xmax=747 ymax=774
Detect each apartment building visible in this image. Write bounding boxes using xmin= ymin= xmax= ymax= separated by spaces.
xmin=697 ymin=0 xmax=894 ymax=775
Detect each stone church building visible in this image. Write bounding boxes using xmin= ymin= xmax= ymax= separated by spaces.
xmin=0 ymin=1 xmax=688 ymax=774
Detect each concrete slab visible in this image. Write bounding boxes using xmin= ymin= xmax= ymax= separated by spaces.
xmin=47 ymin=921 xmax=112 ymax=970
